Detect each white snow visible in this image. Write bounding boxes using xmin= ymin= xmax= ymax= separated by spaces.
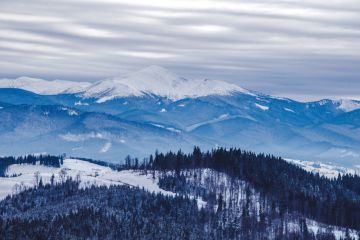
xmin=0 ymin=76 xmax=91 ymax=95
xmin=336 ymin=99 xmax=360 ymax=112
xmin=0 ymin=159 xmax=206 ymax=208
xmin=74 ymin=101 xmax=89 ymax=106
xmin=317 ymin=99 xmax=330 ymax=106
xmin=99 ymin=142 xmax=112 ymax=153
xmin=255 ymin=103 xmax=269 ymax=111
xmin=60 ymin=107 xmax=78 ymax=116
xmin=284 ymin=158 xmax=359 ymax=178
xmin=306 ymin=219 xmax=359 ymax=240
xmin=284 ymin=107 xmax=295 ymax=113
xmin=82 ymin=65 xmax=254 ymax=102
xmin=160 ymin=108 xmax=167 ymax=112
xmin=150 ymin=123 xmax=182 ymax=133
xmin=186 ymin=113 xmax=230 ymax=131
xmin=186 ymin=113 xmax=256 ymax=131
xmin=0 ymin=159 xmax=173 ymax=200
xmin=59 ymin=132 xmax=106 ymax=142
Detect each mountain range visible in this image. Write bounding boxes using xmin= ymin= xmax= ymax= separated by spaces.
xmin=0 ymin=66 xmax=359 ymax=167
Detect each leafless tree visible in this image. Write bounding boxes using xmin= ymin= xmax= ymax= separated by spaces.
xmin=59 ymin=168 xmax=67 ymax=183
xmin=34 ymin=171 xmax=41 ymax=187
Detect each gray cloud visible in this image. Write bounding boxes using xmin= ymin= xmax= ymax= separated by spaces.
xmin=0 ymin=0 xmax=359 ymax=101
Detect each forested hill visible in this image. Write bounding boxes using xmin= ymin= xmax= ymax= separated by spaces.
xmin=139 ymin=147 xmax=360 ymax=230
xmin=1 ymin=149 xmax=360 ymax=238
xmin=0 ymin=180 xmax=350 ymax=240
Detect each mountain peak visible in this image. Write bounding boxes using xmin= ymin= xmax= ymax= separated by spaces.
xmin=0 ymin=66 xmax=254 ymax=102
xmin=336 ymin=99 xmax=360 ymax=112
xmin=0 ymin=76 xmax=91 ymax=95
xmin=82 ymin=65 xmax=253 ymax=102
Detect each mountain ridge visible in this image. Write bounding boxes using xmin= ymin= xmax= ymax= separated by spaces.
xmin=1 ymin=66 xmax=359 ymax=111
xmin=0 ymin=66 xmax=360 ymax=166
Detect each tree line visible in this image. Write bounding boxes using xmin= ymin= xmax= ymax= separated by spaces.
xmin=133 ymin=147 xmax=360 ymax=231
xmin=0 ymin=179 xmax=350 ymax=240
xmin=0 ymin=155 xmax=63 ymax=177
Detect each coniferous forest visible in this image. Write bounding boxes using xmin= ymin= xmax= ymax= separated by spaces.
xmin=146 ymin=147 xmax=360 ymax=230
xmin=0 ymin=148 xmax=360 ymax=239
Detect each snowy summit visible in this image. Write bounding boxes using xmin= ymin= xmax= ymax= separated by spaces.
xmin=82 ymin=65 xmax=252 ymax=102
xmin=0 ymin=66 xmax=252 ymax=102
xmin=0 ymin=76 xmax=91 ymax=95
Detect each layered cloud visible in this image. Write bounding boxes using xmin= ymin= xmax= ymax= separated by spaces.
xmin=0 ymin=0 xmax=359 ymax=100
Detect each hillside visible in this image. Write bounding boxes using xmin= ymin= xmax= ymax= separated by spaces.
xmin=1 ymin=150 xmax=360 ymax=239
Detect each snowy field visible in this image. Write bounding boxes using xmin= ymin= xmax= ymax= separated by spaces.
xmin=0 ymin=159 xmax=174 ymax=200
xmin=0 ymin=158 xmax=205 ymax=208
xmin=285 ymin=158 xmax=359 ymax=178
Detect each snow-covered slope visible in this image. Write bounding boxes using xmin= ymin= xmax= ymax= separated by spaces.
xmin=285 ymin=158 xmax=360 ymax=178
xmin=0 ymin=159 xmax=206 ymax=208
xmin=0 ymin=159 xmax=173 ymax=200
xmin=0 ymin=76 xmax=91 ymax=95
xmin=82 ymin=65 xmax=253 ymax=102
xmin=336 ymin=99 xmax=360 ymax=112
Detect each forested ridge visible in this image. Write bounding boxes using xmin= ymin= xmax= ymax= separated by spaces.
xmin=1 ymin=148 xmax=360 ymax=239
xmin=0 ymin=180 xmax=211 ymax=240
xmin=0 ymin=179 xmax=348 ymax=240
xmin=139 ymin=147 xmax=360 ymax=230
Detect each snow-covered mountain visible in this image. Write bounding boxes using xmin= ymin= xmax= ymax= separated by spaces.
xmin=0 ymin=66 xmax=360 ymax=167
xmin=82 ymin=65 xmax=253 ymax=103
xmin=336 ymin=99 xmax=360 ymax=112
xmin=0 ymin=76 xmax=91 ymax=95
xmin=1 ymin=66 xmax=359 ymax=112
xmin=0 ymin=66 xmax=254 ymax=102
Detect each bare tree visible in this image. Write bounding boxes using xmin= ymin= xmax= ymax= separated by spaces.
xmin=75 ymin=172 xmax=81 ymax=183
xmin=50 ymin=174 xmax=55 ymax=186
xmin=59 ymin=168 xmax=67 ymax=183
xmin=34 ymin=171 xmax=41 ymax=187
xmin=12 ymin=183 xmax=20 ymax=195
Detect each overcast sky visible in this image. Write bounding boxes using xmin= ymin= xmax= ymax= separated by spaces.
xmin=0 ymin=0 xmax=359 ymax=101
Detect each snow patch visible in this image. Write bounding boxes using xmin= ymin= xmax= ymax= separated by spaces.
xmin=186 ymin=113 xmax=256 ymax=131
xmin=151 ymin=123 xmax=182 ymax=133
xmin=74 ymin=101 xmax=89 ymax=106
xmin=284 ymin=107 xmax=295 ymax=113
xmin=255 ymin=103 xmax=269 ymax=111
xmin=284 ymin=158 xmax=359 ymax=178
xmin=99 ymin=142 xmax=112 ymax=153
xmin=337 ymin=99 xmax=360 ymax=112
xmin=60 ymin=132 xmax=106 ymax=142
xmin=60 ymin=107 xmax=78 ymax=116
